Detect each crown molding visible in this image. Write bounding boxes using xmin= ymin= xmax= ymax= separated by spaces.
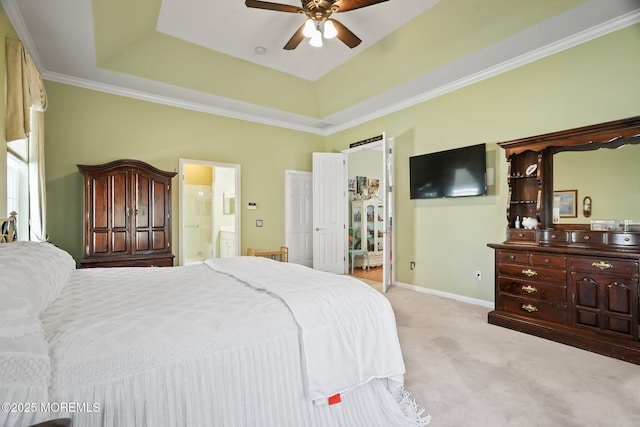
xmin=6 ymin=0 xmax=640 ymax=137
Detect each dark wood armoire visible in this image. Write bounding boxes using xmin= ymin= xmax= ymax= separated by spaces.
xmin=78 ymin=159 xmax=176 ymax=268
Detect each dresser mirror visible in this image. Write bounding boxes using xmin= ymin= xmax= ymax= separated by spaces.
xmin=553 ymin=142 xmax=640 ymax=225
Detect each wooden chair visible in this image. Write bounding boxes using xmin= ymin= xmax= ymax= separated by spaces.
xmin=247 ymin=246 xmax=288 ymax=262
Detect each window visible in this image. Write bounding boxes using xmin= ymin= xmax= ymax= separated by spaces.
xmin=7 ymin=138 xmax=29 ymax=240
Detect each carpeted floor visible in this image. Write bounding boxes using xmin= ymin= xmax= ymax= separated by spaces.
xmin=364 ymin=281 xmax=640 ymax=427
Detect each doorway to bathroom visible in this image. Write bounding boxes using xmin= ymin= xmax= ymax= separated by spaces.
xmin=178 ymin=159 xmax=240 ymax=265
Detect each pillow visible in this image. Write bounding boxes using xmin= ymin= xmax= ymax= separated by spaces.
xmin=0 ymin=242 xmax=75 ymax=326
xmin=0 ymin=242 xmax=72 ymax=426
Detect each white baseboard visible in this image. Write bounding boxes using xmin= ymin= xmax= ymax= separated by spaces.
xmin=393 ymin=281 xmax=495 ymax=309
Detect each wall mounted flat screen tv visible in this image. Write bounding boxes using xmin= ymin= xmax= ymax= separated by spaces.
xmin=410 ymin=143 xmax=487 ymax=199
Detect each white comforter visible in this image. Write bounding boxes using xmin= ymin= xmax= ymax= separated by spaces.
xmin=205 ymin=256 xmax=405 ymax=402
xmin=38 ymin=257 xmax=422 ymax=427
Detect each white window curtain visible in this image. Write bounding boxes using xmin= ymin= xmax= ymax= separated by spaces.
xmin=5 ymin=37 xmax=48 ymax=241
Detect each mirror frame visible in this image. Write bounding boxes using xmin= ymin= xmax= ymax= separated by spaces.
xmin=498 ymin=116 xmax=640 ymax=230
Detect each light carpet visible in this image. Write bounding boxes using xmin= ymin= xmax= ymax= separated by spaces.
xmin=364 ymin=281 xmax=640 ymax=427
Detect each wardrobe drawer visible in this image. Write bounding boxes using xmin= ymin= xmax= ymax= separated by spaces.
xmin=497 ymin=295 xmax=567 ymax=325
xmin=498 ymin=278 xmax=567 ymax=303
xmin=570 ymin=257 xmax=639 ymax=276
xmin=498 ymin=263 xmax=566 ymax=283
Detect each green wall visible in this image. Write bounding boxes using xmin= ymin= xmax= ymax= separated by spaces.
xmin=5 ymin=10 xmax=640 ymax=303
xmin=326 ymin=24 xmax=640 ymax=302
xmin=44 ymin=82 xmax=324 ymax=262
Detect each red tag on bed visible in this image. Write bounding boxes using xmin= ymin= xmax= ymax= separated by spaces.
xmin=328 ymin=393 xmax=341 ymax=405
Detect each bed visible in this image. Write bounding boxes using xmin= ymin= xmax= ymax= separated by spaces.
xmin=0 ymin=241 xmax=429 ymax=427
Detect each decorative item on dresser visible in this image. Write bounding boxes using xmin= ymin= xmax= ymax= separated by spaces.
xmin=488 ymin=116 xmax=640 ymax=364
xmin=77 ymin=159 xmax=176 ymax=268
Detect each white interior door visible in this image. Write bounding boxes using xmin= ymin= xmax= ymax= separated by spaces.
xmin=312 ymin=152 xmax=347 ymax=274
xmin=285 ymin=170 xmax=313 ymax=267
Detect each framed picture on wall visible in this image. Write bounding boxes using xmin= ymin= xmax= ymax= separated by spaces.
xmin=553 ymin=190 xmax=577 ymax=218
xmin=348 ymin=178 xmax=356 ymax=192
xmin=356 ymin=176 xmax=368 ymax=195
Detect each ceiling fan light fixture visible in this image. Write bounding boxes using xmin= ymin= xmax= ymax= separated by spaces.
xmin=309 ymin=29 xmax=323 ymax=47
xmin=323 ymin=20 xmax=338 ymax=39
xmin=302 ymin=19 xmax=316 ymax=38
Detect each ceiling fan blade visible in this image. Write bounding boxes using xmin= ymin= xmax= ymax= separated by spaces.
xmin=245 ymin=0 xmax=303 ymax=13
xmin=332 ymin=0 xmax=388 ymax=13
xmin=330 ymin=19 xmax=361 ymax=48
xmin=283 ymin=23 xmax=306 ymax=50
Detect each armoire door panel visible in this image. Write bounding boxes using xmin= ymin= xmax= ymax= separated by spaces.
xmin=152 ymin=230 xmax=166 ymax=251
xmin=152 ymin=181 xmax=166 ymax=228
xmin=112 ymin=172 xmax=128 ymax=229
xmin=93 ymin=232 xmax=109 ymax=254
xmin=135 ymin=174 xmax=150 ymax=229
xmin=136 ymin=231 xmax=150 ymax=252
xmin=112 ymin=231 xmax=128 ymax=253
xmin=92 ymin=177 xmax=109 ymax=228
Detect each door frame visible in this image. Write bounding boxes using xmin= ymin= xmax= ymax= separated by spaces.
xmin=178 ymin=158 xmax=241 ymax=266
xmin=342 ymin=134 xmax=396 ymax=291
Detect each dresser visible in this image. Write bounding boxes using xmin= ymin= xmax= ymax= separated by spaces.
xmin=78 ymin=159 xmax=176 ymax=268
xmin=488 ymin=116 xmax=640 ymax=364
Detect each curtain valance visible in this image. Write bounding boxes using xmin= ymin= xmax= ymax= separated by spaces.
xmin=6 ymin=37 xmax=47 ymax=142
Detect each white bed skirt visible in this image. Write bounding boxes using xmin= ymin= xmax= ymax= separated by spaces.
xmin=38 ymin=262 xmax=428 ymax=427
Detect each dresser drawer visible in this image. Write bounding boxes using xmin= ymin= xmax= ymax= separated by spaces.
xmin=570 ymin=231 xmax=606 ymax=245
xmin=508 ymin=229 xmax=537 ymax=243
xmin=499 ymin=263 xmax=566 ymax=283
xmin=497 ymin=294 xmax=567 ymax=325
xmin=498 ymin=277 xmax=566 ymax=302
xmin=531 ymin=254 xmax=566 ymax=268
xmin=608 ymin=233 xmax=640 ymax=247
xmin=498 ymin=251 xmax=530 ymax=264
xmin=570 ymin=257 xmax=639 ymax=276
xmin=539 ymin=230 xmax=570 ymax=244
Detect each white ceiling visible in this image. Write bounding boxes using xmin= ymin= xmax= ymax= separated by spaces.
xmin=3 ymin=0 xmax=640 ymax=135
xmin=157 ymin=0 xmax=440 ymax=81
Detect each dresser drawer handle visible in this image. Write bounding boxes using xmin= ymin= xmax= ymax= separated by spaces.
xmin=624 ymin=237 xmax=630 ymax=242
xmin=521 ymin=304 xmax=538 ymax=313
xmin=550 ymin=234 xmax=557 ymax=239
xmin=521 ymin=285 xmax=538 ymax=294
xmin=518 ymin=233 xmax=524 ymax=238
xmin=522 ymin=269 xmax=538 ymax=277
xmin=592 ymin=261 xmax=612 ymax=270
xmin=583 ymin=235 xmax=590 ymax=240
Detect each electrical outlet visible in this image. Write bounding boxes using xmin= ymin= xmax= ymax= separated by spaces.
xmin=475 ymin=271 xmax=482 ymax=281
xmin=410 ymin=261 xmax=415 ymax=270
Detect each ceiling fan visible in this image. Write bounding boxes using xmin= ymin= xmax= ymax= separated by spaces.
xmin=245 ymin=0 xmax=389 ymax=50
